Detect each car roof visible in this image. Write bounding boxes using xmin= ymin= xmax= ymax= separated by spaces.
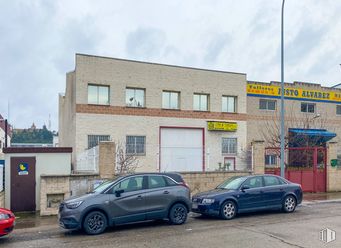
xmin=119 ymin=172 xmax=184 ymax=182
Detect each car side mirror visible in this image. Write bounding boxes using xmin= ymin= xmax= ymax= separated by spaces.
xmin=241 ymin=185 xmax=250 ymax=192
xmin=115 ymin=189 xmax=124 ymax=197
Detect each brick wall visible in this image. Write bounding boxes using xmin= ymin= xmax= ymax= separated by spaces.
xmin=40 ymin=174 xmax=101 ymax=216
xmin=181 ymin=171 xmax=252 ymax=195
xmin=40 ymin=175 xmax=71 ymax=216
xmin=327 ymin=142 xmax=341 ymax=192
xmin=0 ymin=191 xmax=4 ymax=208
xmin=98 ymin=141 xmax=116 ymax=178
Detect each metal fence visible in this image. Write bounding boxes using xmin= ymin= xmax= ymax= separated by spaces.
xmin=75 ymin=146 xmax=99 ymax=173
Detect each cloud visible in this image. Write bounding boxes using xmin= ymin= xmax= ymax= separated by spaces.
xmin=0 ymin=0 xmax=340 ymax=130
xmin=125 ymin=27 xmax=167 ymax=60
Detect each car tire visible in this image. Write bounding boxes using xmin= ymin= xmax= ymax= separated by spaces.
xmin=220 ymin=200 xmax=237 ymax=220
xmin=168 ymin=203 xmax=188 ymax=225
xmin=83 ymin=211 xmax=108 ymax=235
xmin=282 ymin=195 xmax=297 ymax=213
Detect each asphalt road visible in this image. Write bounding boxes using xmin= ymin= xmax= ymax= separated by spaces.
xmin=1 ymin=201 xmax=341 ymax=248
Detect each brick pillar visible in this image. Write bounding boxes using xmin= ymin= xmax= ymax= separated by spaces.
xmin=251 ymin=140 xmax=265 ymax=175
xmin=98 ymin=141 xmax=116 ymax=179
xmin=326 ymin=141 xmax=341 ymax=192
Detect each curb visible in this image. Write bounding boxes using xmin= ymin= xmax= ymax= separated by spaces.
xmin=302 ymin=199 xmax=341 ymax=205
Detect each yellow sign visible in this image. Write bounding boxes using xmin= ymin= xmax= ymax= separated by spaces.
xmin=207 ymin=121 xmax=237 ymax=132
xmin=247 ymin=83 xmax=341 ymax=103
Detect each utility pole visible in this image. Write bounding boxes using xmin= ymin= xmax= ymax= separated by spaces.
xmin=280 ymin=0 xmax=286 ymax=178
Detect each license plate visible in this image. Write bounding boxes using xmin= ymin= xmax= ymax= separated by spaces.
xmin=192 ymin=202 xmax=198 ymax=209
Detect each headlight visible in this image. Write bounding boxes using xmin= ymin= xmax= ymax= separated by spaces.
xmin=0 ymin=213 xmax=10 ymax=220
xmin=202 ymin=198 xmax=215 ymax=204
xmin=65 ymin=201 xmax=83 ymax=209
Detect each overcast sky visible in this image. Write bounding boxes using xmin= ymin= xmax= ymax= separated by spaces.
xmin=0 ymin=0 xmax=340 ymax=130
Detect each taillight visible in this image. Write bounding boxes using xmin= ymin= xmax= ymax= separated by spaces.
xmin=179 ymin=182 xmax=189 ymax=189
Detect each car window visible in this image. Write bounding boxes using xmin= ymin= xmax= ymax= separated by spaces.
xmin=111 ymin=176 xmax=144 ymax=193
xmin=164 ymin=176 xmax=178 ymax=186
xmin=243 ymin=177 xmax=263 ymax=189
xmin=264 ymin=176 xmax=281 ymax=186
xmin=148 ymin=176 xmax=167 ymax=189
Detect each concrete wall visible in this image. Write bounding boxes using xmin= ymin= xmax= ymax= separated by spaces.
xmin=5 ymin=152 xmax=72 ymax=210
xmin=181 ymin=171 xmax=252 ymax=195
xmin=0 ymin=191 xmax=4 ymax=208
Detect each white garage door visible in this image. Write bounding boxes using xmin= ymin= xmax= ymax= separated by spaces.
xmin=160 ymin=128 xmax=203 ymax=172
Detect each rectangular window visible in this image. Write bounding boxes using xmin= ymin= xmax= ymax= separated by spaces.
xmin=126 ymin=136 xmax=146 ymax=155
xmin=259 ymin=99 xmax=276 ymax=110
xmin=126 ymin=88 xmax=145 ymax=107
xmin=301 ymin=102 xmax=315 ymax=113
xmin=265 ymin=155 xmax=277 ymax=165
xmin=88 ymin=135 xmax=110 ymax=149
xmin=193 ymin=94 xmax=209 ymax=111
xmin=88 ymin=85 xmax=109 ymax=105
xmin=337 ymin=105 xmax=341 ymax=115
xmin=222 ymin=138 xmax=237 ymax=154
xmin=222 ymin=96 xmax=237 ymax=113
xmin=162 ymin=91 xmax=180 ymax=109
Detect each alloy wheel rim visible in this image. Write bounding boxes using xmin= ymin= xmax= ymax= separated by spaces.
xmin=223 ymin=203 xmax=235 ymax=218
xmin=285 ymin=197 xmax=295 ymax=211
xmin=88 ymin=214 xmax=105 ymax=232
xmin=173 ymin=206 xmax=186 ymax=223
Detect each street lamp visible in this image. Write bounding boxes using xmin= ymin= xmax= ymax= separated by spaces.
xmin=280 ymin=0 xmax=286 ymax=177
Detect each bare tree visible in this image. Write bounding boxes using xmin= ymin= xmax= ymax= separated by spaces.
xmin=115 ymin=141 xmax=139 ymax=175
xmin=258 ymin=103 xmax=332 ymax=168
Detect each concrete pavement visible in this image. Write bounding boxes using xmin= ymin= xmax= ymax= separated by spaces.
xmin=1 ymin=200 xmax=341 ymax=248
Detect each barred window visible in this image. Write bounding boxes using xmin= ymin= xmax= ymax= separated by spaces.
xmin=222 ymin=138 xmax=237 ymax=154
xmin=88 ymin=135 xmax=110 ymax=149
xmin=126 ymin=136 xmax=146 ymax=155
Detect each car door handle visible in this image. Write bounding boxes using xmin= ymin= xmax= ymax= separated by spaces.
xmin=260 ymin=190 xmax=264 ymax=193
xmin=163 ymin=191 xmax=170 ymax=194
xmin=280 ymin=188 xmax=284 ymax=191
xmin=137 ymin=195 xmax=143 ymax=200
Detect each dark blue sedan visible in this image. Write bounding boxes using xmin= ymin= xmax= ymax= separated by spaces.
xmin=192 ymin=175 xmax=302 ymax=220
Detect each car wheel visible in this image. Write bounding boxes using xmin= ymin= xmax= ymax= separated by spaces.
xmin=220 ymin=200 xmax=237 ymax=220
xmin=282 ymin=195 xmax=297 ymax=213
xmin=169 ymin=203 xmax=188 ymax=225
xmin=83 ymin=211 xmax=108 ymax=235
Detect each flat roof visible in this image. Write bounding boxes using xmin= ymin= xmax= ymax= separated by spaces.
xmin=76 ymin=53 xmax=247 ymax=76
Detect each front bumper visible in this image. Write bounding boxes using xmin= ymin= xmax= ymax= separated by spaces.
xmin=58 ymin=204 xmax=82 ymax=230
xmin=191 ymin=200 xmax=220 ymax=216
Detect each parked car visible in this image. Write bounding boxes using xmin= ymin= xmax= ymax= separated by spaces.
xmin=0 ymin=208 xmax=15 ymax=237
xmin=192 ymin=175 xmax=302 ymax=220
xmin=59 ymin=173 xmax=191 ymax=235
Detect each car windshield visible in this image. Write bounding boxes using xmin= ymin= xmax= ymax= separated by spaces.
xmin=216 ymin=176 xmax=246 ymax=190
xmin=91 ymin=180 xmax=115 ymax=193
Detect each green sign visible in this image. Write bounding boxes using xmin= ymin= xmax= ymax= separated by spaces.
xmin=331 ymin=159 xmax=338 ymax=167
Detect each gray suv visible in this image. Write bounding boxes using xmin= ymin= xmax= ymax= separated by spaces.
xmin=58 ymin=173 xmax=191 ymax=235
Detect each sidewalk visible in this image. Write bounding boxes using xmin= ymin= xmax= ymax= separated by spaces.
xmin=303 ymin=191 xmax=341 ymax=204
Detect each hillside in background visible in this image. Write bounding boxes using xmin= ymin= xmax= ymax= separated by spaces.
xmin=12 ymin=123 xmax=53 ymax=144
